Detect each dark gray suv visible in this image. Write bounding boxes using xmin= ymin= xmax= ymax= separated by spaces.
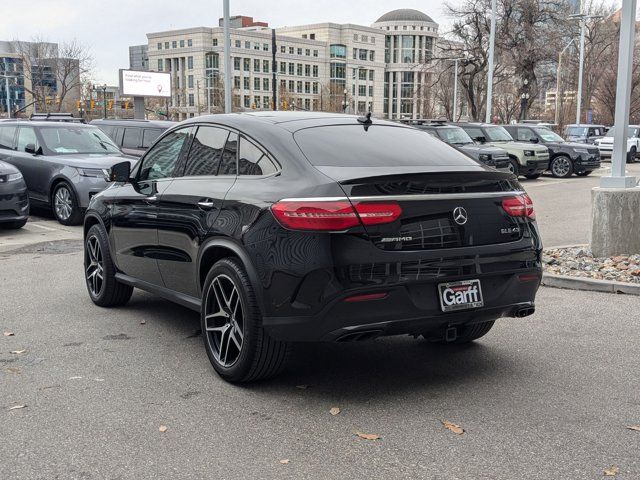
xmin=91 ymin=119 xmax=175 ymax=157
xmin=0 ymin=121 xmax=134 ymax=225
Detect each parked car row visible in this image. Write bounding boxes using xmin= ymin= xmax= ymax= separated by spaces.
xmin=403 ymin=120 xmax=601 ymax=179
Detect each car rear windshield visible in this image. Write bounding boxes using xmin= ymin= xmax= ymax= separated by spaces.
xmin=604 ymin=126 xmax=639 ymax=138
xmin=39 ymin=126 xmax=121 ymax=155
xmin=294 ymin=125 xmax=476 ymax=167
xmin=435 ymin=127 xmax=474 ymax=145
xmin=566 ymin=127 xmax=587 ymax=136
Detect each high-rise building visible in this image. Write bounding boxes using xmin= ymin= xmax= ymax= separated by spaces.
xmin=141 ymin=8 xmax=439 ymax=121
xmin=129 ymin=44 xmax=149 ymax=71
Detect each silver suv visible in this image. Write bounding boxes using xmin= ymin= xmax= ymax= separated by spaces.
xmin=0 ymin=121 xmax=134 ymax=225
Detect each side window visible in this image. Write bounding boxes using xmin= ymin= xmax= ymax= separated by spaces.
xmin=122 ymin=128 xmax=142 ymax=149
xmin=238 ymin=137 xmax=278 ymax=176
xmin=138 ymin=128 xmax=190 ymax=181
xmin=17 ymin=127 xmax=38 ymax=152
xmin=99 ymin=125 xmax=114 ymax=139
xmin=0 ymin=126 xmax=17 ymax=150
xmin=464 ymin=127 xmax=484 ymax=140
xmin=142 ymin=128 xmax=163 ymax=148
xmin=183 ymin=126 xmax=229 ymax=177
xmin=516 ymin=128 xmax=532 ymax=142
xmin=218 ymin=132 xmax=238 ymax=175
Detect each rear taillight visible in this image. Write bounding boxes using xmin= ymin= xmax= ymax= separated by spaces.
xmin=502 ymin=194 xmax=535 ymax=219
xmin=271 ymin=200 xmax=402 ymax=231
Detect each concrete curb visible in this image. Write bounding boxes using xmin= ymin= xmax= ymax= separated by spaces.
xmin=541 ymin=273 xmax=640 ymax=296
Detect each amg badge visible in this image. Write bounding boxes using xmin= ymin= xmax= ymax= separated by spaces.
xmin=379 ymin=236 xmax=413 ymax=243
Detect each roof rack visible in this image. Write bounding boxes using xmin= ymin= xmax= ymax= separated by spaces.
xmin=29 ymin=113 xmax=85 ymax=123
xmin=399 ymin=118 xmax=449 ymax=126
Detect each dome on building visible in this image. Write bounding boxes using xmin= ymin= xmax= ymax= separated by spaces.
xmin=374 ymin=8 xmax=434 ymax=24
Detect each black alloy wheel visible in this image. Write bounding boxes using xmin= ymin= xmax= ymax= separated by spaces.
xmin=84 ymin=224 xmax=133 ymax=307
xmin=627 ymin=147 xmax=637 ymax=164
xmin=201 ymin=258 xmax=290 ymax=382
xmin=53 ymin=182 xmax=82 ymax=225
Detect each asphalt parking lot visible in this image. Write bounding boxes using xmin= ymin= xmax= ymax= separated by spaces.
xmin=2 ymin=166 xmax=640 ymax=479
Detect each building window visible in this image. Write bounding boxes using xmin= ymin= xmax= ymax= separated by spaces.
xmin=188 ymin=75 xmax=194 ymax=88
xmin=180 ymin=40 xmax=185 ymax=48
xmin=188 ymin=39 xmax=193 ymax=47
xmin=359 ymin=69 xmax=367 ymax=80
xmin=157 ymin=59 xmax=163 ymax=71
xmin=369 ymin=50 xmax=375 ymax=62
xmin=234 ymin=57 xmax=240 ymax=70
xmin=280 ymin=79 xmax=286 ymax=90
xmin=263 ymin=60 xmax=269 ymax=73
xmin=310 ymin=34 xmax=316 ymax=40
xmin=296 ymin=81 xmax=302 ymax=93
xmin=234 ymin=76 xmax=241 ymax=89
xmin=172 ymin=41 xmax=177 ymax=48
xmin=244 ymin=95 xmax=250 ymax=108
xmin=297 ymin=48 xmax=302 ymax=55
xmin=187 ymin=56 xmax=194 ymax=69
xmin=188 ymin=93 xmax=194 ymax=106
xmin=401 ymin=36 xmax=415 ymax=63
xmin=312 ymin=65 xmax=318 ymax=77
xmin=359 ymin=49 xmax=368 ymax=61
xmin=369 ymin=85 xmax=373 ymax=97
xmin=235 ymin=40 xmax=241 ymax=48
xmin=313 ymin=82 xmax=318 ymax=94
xmin=164 ymin=42 xmax=169 ymax=49
xmin=245 ymin=41 xmax=250 ymax=49
xmin=369 ymin=69 xmax=374 ymax=81
xmin=254 ymin=96 xmax=261 ymax=108
xmin=263 ymin=96 xmax=271 ymax=108
xmin=289 ymin=46 xmax=294 ymax=54
xmin=305 ymin=98 xmax=311 ymax=110
xmin=353 ymin=34 xmax=358 ymax=41
xmin=305 ymin=64 xmax=310 ymax=77
xmin=281 ymin=45 xmax=286 ymax=53
xmin=254 ymin=59 xmax=260 ymax=72
xmin=362 ymin=35 xmax=368 ymax=43
xmin=313 ymin=49 xmax=318 ymax=57
xmin=263 ymin=43 xmax=269 ymax=51
xmin=288 ymin=63 xmax=294 ymax=75
xmin=254 ymin=42 xmax=260 ymax=50
xmin=243 ymin=77 xmax=250 ymax=90
xmin=305 ymin=49 xmax=310 ymax=56
xmin=288 ymin=80 xmax=294 ymax=91
xmin=353 ymin=48 xmax=357 ymax=59
xmin=280 ymin=61 xmax=286 ymax=74
xmin=254 ymin=78 xmax=261 ymax=90
xmin=213 ymin=38 xmax=218 ymax=47
xmin=330 ymin=44 xmax=346 ymax=59
xmin=304 ymin=81 xmax=310 ymax=93
xmin=243 ymin=58 xmax=250 ymax=71
xmin=157 ymin=42 xmax=162 ymax=50
xmin=263 ymin=78 xmax=270 ymax=91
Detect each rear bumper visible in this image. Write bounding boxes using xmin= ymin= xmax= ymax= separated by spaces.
xmin=263 ymin=270 xmax=540 ymax=342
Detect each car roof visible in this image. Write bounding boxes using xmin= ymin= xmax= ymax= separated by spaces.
xmin=565 ymin=124 xmax=606 ymax=127
xmin=1 ymin=121 xmax=96 ymax=128
xmin=178 ymin=111 xmax=402 ymax=133
xmin=455 ymin=122 xmax=500 ymax=127
xmin=90 ymin=118 xmax=176 ymax=128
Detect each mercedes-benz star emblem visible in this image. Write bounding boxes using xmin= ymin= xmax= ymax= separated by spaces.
xmin=453 ymin=207 xmax=468 ymax=225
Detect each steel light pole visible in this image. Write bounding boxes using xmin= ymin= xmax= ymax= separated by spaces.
xmin=569 ymin=11 xmax=603 ymax=124
xmin=450 ymin=57 xmax=466 ymax=122
xmin=343 ymin=88 xmax=348 ymax=113
xmin=485 ymin=0 xmax=497 ymax=123
xmin=223 ymin=0 xmax=232 ymax=113
xmin=0 ymin=74 xmax=18 ymax=118
xmin=555 ymin=39 xmax=575 ymax=125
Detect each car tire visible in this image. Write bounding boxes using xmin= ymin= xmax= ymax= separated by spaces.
xmin=1 ymin=219 xmax=27 ymax=229
xmin=52 ymin=182 xmax=83 ymax=225
xmin=550 ymin=155 xmax=574 ymax=178
xmin=576 ymin=170 xmax=592 ymax=177
xmin=507 ymin=158 xmax=520 ymax=177
xmin=524 ymin=173 xmax=541 ymax=180
xmin=84 ymin=224 xmax=133 ymax=307
xmin=201 ymin=258 xmax=291 ymax=383
xmin=627 ymin=147 xmax=637 ymax=164
xmin=425 ymin=320 xmax=495 ymax=345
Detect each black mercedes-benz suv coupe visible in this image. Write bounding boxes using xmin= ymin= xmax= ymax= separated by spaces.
xmin=83 ymin=112 xmax=542 ymax=383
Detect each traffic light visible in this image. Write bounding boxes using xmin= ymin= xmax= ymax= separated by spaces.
xmin=251 ymin=103 xmax=256 ymax=109
xmin=76 ymin=100 xmax=81 ymax=109
xmin=90 ymin=100 xmax=95 ymax=109
xmin=282 ymin=100 xmax=288 ymax=110
xmin=124 ymin=101 xmax=130 ymax=110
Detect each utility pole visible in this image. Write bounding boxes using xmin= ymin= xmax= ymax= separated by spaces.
xmin=223 ymin=0 xmax=232 ymax=113
xmin=4 ymin=76 xmax=10 ymax=118
xmin=272 ymin=29 xmax=277 ymax=110
xmin=555 ymin=39 xmax=575 ymax=125
xmin=485 ymin=0 xmax=497 ymax=123
xmin=452 ymin=58 xmax=462 ymax=121
xmin=196 ymin=79 xmax=201 ymax=115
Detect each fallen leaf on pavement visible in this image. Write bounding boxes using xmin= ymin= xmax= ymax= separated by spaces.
xmin=295 ymin=384 xmax=310 ymax=389
xmin=441 ymin=420 xmax=465 ymax=435
xmin=354 ymin=431 xmax=381 ymax=440
xmin=279 ymin=459 xmax=290 ymax=465
xmin=159 ymin=425 xmax=168 ymax=432
xmin=68 ymin=376 xmax=83 ymax=380
xmin=5 ymin=367 xmax=21 ymax=374
xmin=140 ymin=320 xmax=146 ymax=325
xmin=626 ymin=425 xmax=640 ymax=432
xmin=10 ymin=350 xmax=26 ymax=355
xmin=9 ymin=405 xmax=26 ymax=410
xmin=3 ymin=332 xmax=14 ymax=337
xmin=604 ymin=466 xmax=619 ymax=476
xmin=330 ymin=407 xmax=341 ymax=416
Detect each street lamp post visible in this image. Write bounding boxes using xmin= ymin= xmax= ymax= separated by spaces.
xmin=485 ymin=0 xmax=497 ymax=123
xmin=520 ymin=78 xmax=530 ymax=121
xmin=450 ymin=57 xmax=466 ymax=122
xmin=222 ymin=0 xmax=232 ymax=113
xmin=343 ymin=88 xmax=348 ymax=113
xmin=569 ymin=11 xmax=603 ymax=124
xmin=0 ymin=74 xmax=17 ymax=118
xmin=102 ymin=84 xmax=107 ymax=119
xmin=555 ymin=39 xmax=575 ymax=125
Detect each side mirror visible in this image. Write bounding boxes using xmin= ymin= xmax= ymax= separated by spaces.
xmin=529 ymin=137 xmax=539 ymax=143
xmin=474 ymin=136 xmax=486 ymax=143
xmin=109 ymin=161 xmax=131 ymax=183
xmin=25 ymin=143 xmax=38 ymax=154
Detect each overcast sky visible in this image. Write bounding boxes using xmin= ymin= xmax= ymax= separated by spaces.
xmin=0 ymin=0 xmax=452 ymax=84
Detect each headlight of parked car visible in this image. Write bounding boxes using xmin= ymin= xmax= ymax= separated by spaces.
xmin=77 ymin=168 xmax=108 ymax=179
xmin=523 ymin=150 xmax=535 ymax=157
xmin=6 ymin=172 xmax=23 ymax=182
xmin=574 ymin=148 xmax=590 ymax=154
xmin=478 ymin=154 xmax=491 ymax=161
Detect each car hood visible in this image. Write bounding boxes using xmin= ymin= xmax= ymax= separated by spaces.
xmin=487 ymin=141 xmax=547 ymax=151
xmin=0 ymin=159 xmax=20 ymax=175
xmin=48 ymin=153 xmax=136 ymax=169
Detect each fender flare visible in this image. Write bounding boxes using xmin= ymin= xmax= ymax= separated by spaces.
xmin=197 ymin=237 xmax=266 ymax=314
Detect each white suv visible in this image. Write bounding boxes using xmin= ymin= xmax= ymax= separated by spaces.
xmin=594 ymin=125 xmax=640 ymax=163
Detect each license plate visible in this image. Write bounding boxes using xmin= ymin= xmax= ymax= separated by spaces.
xmin=438 ymin=279 xmax=484 ymax=312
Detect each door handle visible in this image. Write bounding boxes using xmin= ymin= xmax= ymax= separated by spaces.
xmin=197 ymin=200 xmax=216 ymax=210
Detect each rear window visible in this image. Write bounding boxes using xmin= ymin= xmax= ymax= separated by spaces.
xmin=294 ymin=125 xmax=476 ymax=167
